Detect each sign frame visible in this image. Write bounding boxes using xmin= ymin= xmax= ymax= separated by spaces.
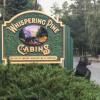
xmin=2 ymin=10 xmax=65 ymax=64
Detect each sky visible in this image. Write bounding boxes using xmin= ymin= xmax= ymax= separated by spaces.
xmin=0 ymin=0 xmax=73 ymax=18
xmin=38 ymin=0 xmax=73 ymax=15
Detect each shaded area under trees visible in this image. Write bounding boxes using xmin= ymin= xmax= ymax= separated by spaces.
xmin=52 ymin=0 xmax=100 ymax=56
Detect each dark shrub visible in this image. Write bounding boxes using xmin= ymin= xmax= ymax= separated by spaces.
xmin=0 ymin=64 xmax=100 ymax=100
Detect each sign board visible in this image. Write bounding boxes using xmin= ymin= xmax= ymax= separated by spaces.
xmin=1 ymin=11 xmax=65 ymax=64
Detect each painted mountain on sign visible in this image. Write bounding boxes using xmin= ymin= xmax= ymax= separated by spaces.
xmin=19 ymin=25 xmax=48 ymax=46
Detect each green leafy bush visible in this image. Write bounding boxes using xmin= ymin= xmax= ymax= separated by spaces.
xmin=0 ymin=64 xmax=100 ymax=100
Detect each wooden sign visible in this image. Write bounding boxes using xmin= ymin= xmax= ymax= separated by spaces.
xmin=1 ymin=11 xmax=65 ymax=64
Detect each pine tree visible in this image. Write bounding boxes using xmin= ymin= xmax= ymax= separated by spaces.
xmin=5 ymin=0 xmax=34 ymax=20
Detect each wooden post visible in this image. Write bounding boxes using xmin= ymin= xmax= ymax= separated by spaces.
xmin=0 ymin=23 xmax=2 ymax=64
xmin=3 ymin=0 xmax=6 ymax=21
xmin=35 ymin=0 xmax=38 ymax=10
xmin=64 ymin=25 xmax=73 ymax=70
